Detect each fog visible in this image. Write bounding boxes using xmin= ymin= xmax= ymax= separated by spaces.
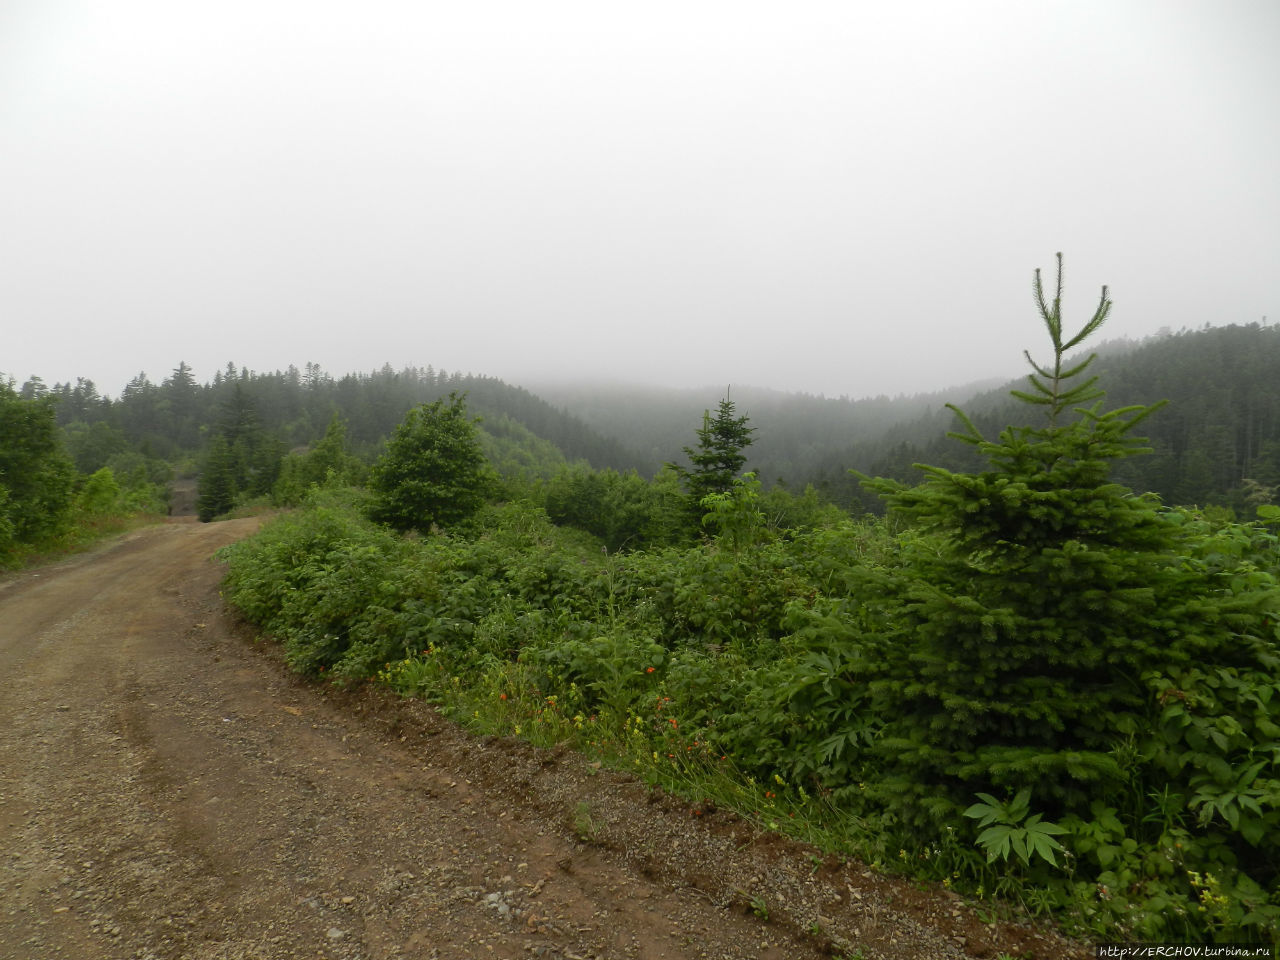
xmin=2 ymin=1 xmax=1277 ymax=399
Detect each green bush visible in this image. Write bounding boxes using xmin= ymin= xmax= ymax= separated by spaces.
xmin=76 ymin=467 xmax=121 ymax=517
xmin=366 ymin=393 xmax=492 ymax=533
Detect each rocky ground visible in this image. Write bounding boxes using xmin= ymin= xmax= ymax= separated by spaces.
xmin=0 ymin=518 xmax=1090 ymax=960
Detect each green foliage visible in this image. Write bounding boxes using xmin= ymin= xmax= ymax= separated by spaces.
xmin=221 ymin=478 xmax=1280 ymax=940
xmin=215 ymin=258 xmax=1280 ymax=943
xmin=476 ymin=412 xmax=569 ymax=481
xmin=366 ymin=393 xmax=492 ymax=534
xmin=62 ymin=419 xmax=127 ymax=474
xmin=700 ymin=472 xmax=767 ymax=553
xmin=964 ymin=790 xmax=1067 ymax=868
xmin=857 ymin=322 xmax=1280 ymax=512
xmin=272 ymin=414 xmax=365 ymax=506
xmin=0 ymin=488 xmax=14 ymax=552
xmin=76 ymin=467 xmax=122 ymax=517
xmin=197 ymin=435 xmax=239 ymax=521
xmin=0 ymin=380 xmax=76 ymax=549
xmin=543 ymin=463 xmax=690 ymax=551
xmin=850 ymin=257 xmax=1280 ymax=940
xmin=673 ymin=393 xmax=756 ymax=513
xmin=1009 ymin=252 xmax=1111 ymax=422
xmin=197 ymin=384 xmax=283 ymax=521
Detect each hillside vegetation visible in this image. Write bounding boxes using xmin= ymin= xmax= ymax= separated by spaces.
xmin=8 ymin=317 xmax=1280 ymax=540
xmin=212 ymin=260 xmax=1279 ymax=943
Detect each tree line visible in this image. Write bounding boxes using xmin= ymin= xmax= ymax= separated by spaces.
xmin=5 ymin=317 xmax=1279 ymax=558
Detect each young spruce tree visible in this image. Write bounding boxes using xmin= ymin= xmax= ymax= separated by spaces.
xmin=859 ymin=254 xmax=1279 ymax=828
xmin=674 ymin=392 xmax=756 ymax=514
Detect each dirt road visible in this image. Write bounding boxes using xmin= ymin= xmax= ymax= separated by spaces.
xmin=0 ymin=519 xmax=1085 ymax=960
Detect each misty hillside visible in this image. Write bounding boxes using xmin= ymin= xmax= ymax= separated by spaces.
xmin=41 ymin=363 xmax=642 ymax=476
xmin=26 ymin=320 xmax=1280 ymax=516
xmin=816 ymin=323 xmax=1280 ymax=512
xmin=526 ymin=378 xmax=1005 ymax=481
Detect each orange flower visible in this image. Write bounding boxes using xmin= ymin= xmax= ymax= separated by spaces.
xmin=646 ymin=667 xmax=655 ymax=673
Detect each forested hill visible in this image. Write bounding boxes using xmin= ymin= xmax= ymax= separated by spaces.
xmin=18 ymin=321 xmax=1280 ymax=516
xmin=532 ymin=323 xmax=1280 ymax=514
xmin=527 ymin=378 xmax=1005 ymax=482
xmin=808 ymin=322 xmax=1280 ymax=512
xmin=34 ymin=362 xmax=642 ymax=474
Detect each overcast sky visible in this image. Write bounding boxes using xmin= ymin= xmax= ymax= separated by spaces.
xmin=2 ymin=1 xmax=1277 ymax=400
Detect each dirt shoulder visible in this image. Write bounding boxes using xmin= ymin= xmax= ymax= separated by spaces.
xmin=0 ymin=519 xmax=1089 ymax=960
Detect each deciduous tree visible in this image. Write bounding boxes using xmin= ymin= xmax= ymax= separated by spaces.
xmin=366 ymin=393 xmax=491 ymax=533
xmin=0 ymin=381 xmax=75 ymax=547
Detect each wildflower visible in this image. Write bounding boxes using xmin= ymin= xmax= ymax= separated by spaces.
xmin=499 ymin=693 xmax=507 ymax=701
xmin=646 ymin=667 xmax=655 ymax=673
